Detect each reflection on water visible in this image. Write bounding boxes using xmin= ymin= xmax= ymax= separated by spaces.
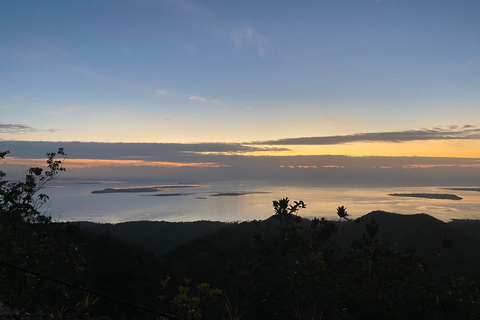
xmin=42 ymin=180 xmax=480 ymax=223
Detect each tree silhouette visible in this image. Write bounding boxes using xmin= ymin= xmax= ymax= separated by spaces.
xmin=336 ymin=205 xmax=349 ymax=220
xmin=0 ymin=148 xmax=67 ymax=224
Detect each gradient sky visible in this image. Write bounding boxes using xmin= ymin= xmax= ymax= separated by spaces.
xmin=1 ymin=0 xmax=480 ymax=182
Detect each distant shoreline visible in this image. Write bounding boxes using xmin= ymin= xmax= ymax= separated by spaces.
xmin=91 ymin=185 xmax=205 ymax=194
xmin=388 ymin=193 xmax=463 ymax=200
xmin=443 ymin=187 xmax=480 ymax=193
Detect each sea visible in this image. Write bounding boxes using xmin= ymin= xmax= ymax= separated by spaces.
xmin=39 ymin=179 xmax=480 ymax=223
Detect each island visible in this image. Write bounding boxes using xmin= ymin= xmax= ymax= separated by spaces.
xmin=146 ymin=193 xmax=193 ymax=197
xmin=388 ymin=193 xmax=463 ymax=200
xmin=443 ymin=187 xmax=480 ymax=192
xmin=91 ymin=185 xmax=205 ymax=194
xmin=210 ymin=191 xmax=270 ymax=197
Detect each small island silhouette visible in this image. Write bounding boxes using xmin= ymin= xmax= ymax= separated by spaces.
xmin=91 ymin=185 xmax=205 ymax=194
xmin=210 ymin=191 xmax=270 ymax=197
xmin=443 ymin=187 xmax=480 ymax=192
xmin=388 ymin=193 xmax=463 ymax=200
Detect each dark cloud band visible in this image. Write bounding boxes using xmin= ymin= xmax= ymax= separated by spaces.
xmin=0 ymin=124 xmax=38 ymax=134
xmin=0 ymin=123 xmax=60 ymax=134
xmin=251 ymin=125 xmax=480 ymax=145
xmin=0 ymin=141 xmax=288 ymax=160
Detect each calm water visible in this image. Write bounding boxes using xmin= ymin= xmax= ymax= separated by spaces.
xmin=41 ymin=180 xmax=480 ymax=223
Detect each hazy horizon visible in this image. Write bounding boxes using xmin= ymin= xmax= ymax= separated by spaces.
xmin=2 ymin=1 xmax=479 ymax=207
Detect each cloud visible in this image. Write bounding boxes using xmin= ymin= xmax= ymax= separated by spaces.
xmin=251 ymin=125 xmax=480 ymax=145
xmin=3 ymin=141 xmax=480 ymax=186
xmin=0 ymin=123 xmax=60 ymax=134
xmin=0 ymin=141 xmax=289 ymax=161
xmin=189 ymin=96 xmax=224 ymax=105
xmin=0 ymin=124 xmax=38 ymax=134
xmin=189 ymin=96 xmax=207 ymax=102
xmin=4 ymin=157 xmax=223 ymax=169
xmin=155 ymin=89 xmax=168 ymax=95
xmin=5 ymin=140 xmax=480 ymax=171
xmin=230 ymin=26 xmax=268 ymax=58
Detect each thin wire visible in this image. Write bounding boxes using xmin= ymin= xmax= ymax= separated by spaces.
xmin=0 ymin=260 xmax=179 ymax=320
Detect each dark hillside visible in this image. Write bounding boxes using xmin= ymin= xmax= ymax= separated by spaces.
xmin=450 ymin=219 xmax=480 ymax=242
xmin=161 ymin=211 xmax=480 ymax=284
xmin=4 ymin=212 xmax=480 ymax=319
xmin=335 ymin=211 xmax=453 ymax=253
xmin=157 ymin=210 xmax=480 ymax=319
xmin=0 ymin=221 xmax=173 ymax=319
xmin=161 ymin=217 xmax=281 ymax=281
xmin=334 ymin=211 xmax=480 ymax=276
xmin=77 ymin=212 xmax=480 ymax=280
xmin=78 ymin=220 xmax=229 ymax=255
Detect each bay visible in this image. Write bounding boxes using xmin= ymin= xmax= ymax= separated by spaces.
xmin=41 ymin=180 xmax=480 ymax=223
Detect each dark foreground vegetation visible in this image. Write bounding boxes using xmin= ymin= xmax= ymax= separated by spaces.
xmin=1 ymin=150 xmax=480 ymax=319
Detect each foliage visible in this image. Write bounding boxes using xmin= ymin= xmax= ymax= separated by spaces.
xmin=222 ymin=292 xmax=249 ymax=320
xmin=0 ymin=149 xmax=90 ymax=318
xmin=336 ymin=205 xmax=349 ymax=220
xmin=160 ymin=278 xmax=222 ymax=320
xmin=238 ymin=198 xmax=338 ymax=319
xmin=0 ymin=148 xmax=67 ymax=224
xmin=161 ymin=199 xmax=480 ymax=319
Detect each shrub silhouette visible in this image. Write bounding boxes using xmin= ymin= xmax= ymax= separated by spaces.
xmin=0 ymin=148 xmax=66 ymax=224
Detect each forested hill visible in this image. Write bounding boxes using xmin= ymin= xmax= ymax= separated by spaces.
xmin=78 ymin=212 xmax=480 ymax=277
xmin=4 ymin=210 xmax=480 ymax=319
xmin=77 ymin=220 xmax=229 ymax=255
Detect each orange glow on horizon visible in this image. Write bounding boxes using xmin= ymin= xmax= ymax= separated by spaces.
xmin=402 ymin=164 xmax=480 ymax=169
xmin=245 ymin=140 xmax=480 ymax=158
xmin=3 ymin=158 xmax=225 ymax=169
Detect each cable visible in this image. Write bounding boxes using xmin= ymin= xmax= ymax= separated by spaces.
xmin=0 ymin=260 xmax=179 ymax=320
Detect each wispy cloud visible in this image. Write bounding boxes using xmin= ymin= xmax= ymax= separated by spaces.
xmin=251 ymin=125 xmax=480 ymax=145
xmin=189 ymin=96 xmax=224 ymax=105
xmin=4 ymin=40 xmax=162 ymax=97
xmin=189 ymin=96 xmax=207 ymax=102
xmin=230 ymin=26 xmax=268 ymax=58
xmin=0 ymin=123 xmax=60 ymax=134
xmin=0 ymin=124 xmax=38 ymax=134
xmin=155 ymin=89 xmax=168 ymax=95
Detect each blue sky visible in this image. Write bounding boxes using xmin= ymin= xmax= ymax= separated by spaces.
xmin=1 ymin=0 xmax=480 ymax=182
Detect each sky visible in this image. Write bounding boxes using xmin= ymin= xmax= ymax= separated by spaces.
xmin=1 ymin=0 xmax=480 ymax=185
